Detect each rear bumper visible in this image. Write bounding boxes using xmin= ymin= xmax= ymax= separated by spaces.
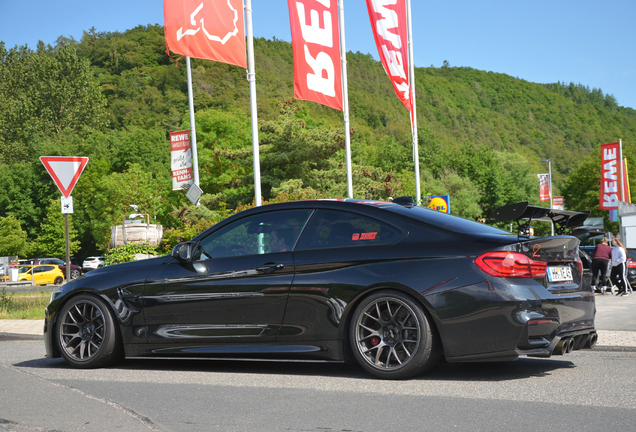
xmin=428 ymin=277 xmax=596 ymax=361
xmin=446 ymin=328 xmax=597 ymax=363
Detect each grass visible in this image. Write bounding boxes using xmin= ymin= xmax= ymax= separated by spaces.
xmin=0 ymin=288 xmax=49 ymax=319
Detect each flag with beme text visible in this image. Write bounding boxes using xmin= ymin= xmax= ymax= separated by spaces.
xmin=600 ymin=142 xmax=623 ymax=210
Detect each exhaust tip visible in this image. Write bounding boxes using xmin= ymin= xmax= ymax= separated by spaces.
xmin=588 ymin=333 xmax=598 ymax=348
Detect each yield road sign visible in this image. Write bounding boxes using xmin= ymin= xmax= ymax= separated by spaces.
xmin=40 ymin=156 xmax=89 ymax=198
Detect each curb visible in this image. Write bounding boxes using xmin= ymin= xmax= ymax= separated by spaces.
xmin=592 ymin=345 xmax=636 ymax=353
xmin=0 ymin=333 xmax=43 ymax=342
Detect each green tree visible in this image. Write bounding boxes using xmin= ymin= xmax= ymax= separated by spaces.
xmin=0 ymin=215 xmax=31 ymax=257
xmin=0 ymin=43 xmax=108 ymax=163
xmin=88 ymin=163 xmax=175 ymax=250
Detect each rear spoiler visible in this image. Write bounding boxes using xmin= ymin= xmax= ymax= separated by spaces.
xmin=491 ymin=202 xmax=590 ymax=238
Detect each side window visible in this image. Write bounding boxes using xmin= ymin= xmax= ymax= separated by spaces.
xmin=296 ymin=209 xmax=401 ymax=250
xmin=198 ymin=209 xmax=314 ymax=259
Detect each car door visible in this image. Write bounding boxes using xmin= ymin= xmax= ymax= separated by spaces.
xmin=280 ymin=209 xmax=404 ymax=342
xmin=142 ymin=209 xmax=313 ymax=346
xmin=32 ymin=266 xmax=52 ymax=285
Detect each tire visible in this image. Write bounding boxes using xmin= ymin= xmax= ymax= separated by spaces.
xmin=54 ymin=277 xmax=63 ymax=285
xmin=70 ymin=269 xmax=81 ymax=279
xmin=56 ymin=294 xmax=123 ymax=369
xmin=349 ymin=290 xmax=438 ymax=379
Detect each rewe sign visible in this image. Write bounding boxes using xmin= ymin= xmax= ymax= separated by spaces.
xmin=170 ymin=130 xmax=194 ymax=190
xmin=288 ymin=0 xmax=343 ymax=111
xmin=600 ymin=142 xmax=623 ymax=210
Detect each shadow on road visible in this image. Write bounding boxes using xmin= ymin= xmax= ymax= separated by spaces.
xmin=14 ymin=354 xmax=576 ymax=382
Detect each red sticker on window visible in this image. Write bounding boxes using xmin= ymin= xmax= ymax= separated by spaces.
xmin=352 ymin=232 xmax=377 ymax=241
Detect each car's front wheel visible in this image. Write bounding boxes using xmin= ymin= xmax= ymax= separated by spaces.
xmin=56 ymin=294 xmax=123 ymax=368
xmin=70 ymin=269 xmax=81 ymax=279
xmin=349 ymin=290 xmax=439 ymax=379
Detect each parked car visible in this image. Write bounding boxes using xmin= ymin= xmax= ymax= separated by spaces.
xmin=82 ymin=256 xmax=105 ymax=272
xmin=44 ymin=199 xmax=597 ymax=379
xmin=5 ymin=265 xmax=64 ymax=285
xmin=32 ymin=258 xmax=82 ymax=280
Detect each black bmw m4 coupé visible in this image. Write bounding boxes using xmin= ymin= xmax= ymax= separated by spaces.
xmin=45 ymin=199 xmax=596 ymax=379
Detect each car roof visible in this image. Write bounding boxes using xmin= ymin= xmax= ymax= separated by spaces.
xmin=192 ymin=198 xmax=509 ymax=241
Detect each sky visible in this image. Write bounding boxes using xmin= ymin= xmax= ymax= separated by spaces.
xmin=1 ymin=0 xmax=635 ymax=110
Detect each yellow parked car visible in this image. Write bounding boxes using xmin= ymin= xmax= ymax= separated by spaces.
xmin=11 ymin=265 xmax=64 ymax=285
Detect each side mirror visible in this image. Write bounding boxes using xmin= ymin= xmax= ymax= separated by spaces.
xmin=172 ymin=241 xmax=199 ymax=262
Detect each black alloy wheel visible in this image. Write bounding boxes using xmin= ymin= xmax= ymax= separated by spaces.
xmin=70 ymin=269 xmax=81 ymax=279
xmin=54 ymin=276 xmax=64 ymax=285
xmin=350 ymin=290 xmax=438 ymax=379
xmin=56 ymin=294 xmax=123 ymax=368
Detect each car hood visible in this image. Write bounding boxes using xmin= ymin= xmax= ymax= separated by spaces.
xmin=81 ymin=255 xmax=170 ymax=283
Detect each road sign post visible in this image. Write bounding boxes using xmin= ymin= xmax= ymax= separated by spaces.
xmin=40 ymin=157 xmax=89 ymax=281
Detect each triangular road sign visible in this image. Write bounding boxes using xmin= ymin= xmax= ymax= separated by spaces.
xmin=40 ymin=156 xmax=89 ymax=198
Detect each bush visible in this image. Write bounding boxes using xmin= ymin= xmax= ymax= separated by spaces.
xmin=104 ymin=242 xmax=159 ymax=265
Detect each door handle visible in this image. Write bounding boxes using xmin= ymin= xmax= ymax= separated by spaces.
xmin=256 ymin=263 xmax=285 ymax=273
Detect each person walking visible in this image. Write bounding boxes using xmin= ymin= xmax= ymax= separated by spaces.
xmin=611 ymin=236 xmax=629 ymax=296
xmin=591 ymin=237 xmax=612 ymax=294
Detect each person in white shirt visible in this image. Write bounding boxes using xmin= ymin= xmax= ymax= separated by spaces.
xmin=611 ymin=237 xmax=629 ymax=296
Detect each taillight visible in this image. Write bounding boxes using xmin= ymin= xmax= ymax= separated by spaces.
xmin=628 ymin=259 xmax=636 ymax=269
xmin=475 ymin=251 xmax=547 ymax=278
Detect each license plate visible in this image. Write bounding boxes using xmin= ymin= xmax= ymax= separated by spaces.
xmin=548 ymin=266 xmax=573 ymax=282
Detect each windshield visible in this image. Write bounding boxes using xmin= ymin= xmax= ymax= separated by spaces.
xmin=18 ymin=266 xmax=32 ymax=274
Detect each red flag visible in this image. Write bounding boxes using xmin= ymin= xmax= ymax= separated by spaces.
xmin=288 ymin=0 xmax=343 ymax=111
xmin=537 ymin=174 xmax=550 ymax=202
xmin=366 ymin=0 xmax=412 ymax=113
xmin=164 ymin=0 xmax=246 ymax=68
xmin=600 ymin=142 xmax=623 ymax=209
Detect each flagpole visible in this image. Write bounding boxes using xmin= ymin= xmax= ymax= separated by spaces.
xmin=185 ymin=56 xmax=200 ymax=205
xmin=338 ymin=0 xmax=353 ymax=199
xmin=245 ymin=0 xmax=262 ymax=206
xmin=541 ymin=158 xmax=554 ymax=236
xmin=406 ymin=0 xmax=420 ymax=205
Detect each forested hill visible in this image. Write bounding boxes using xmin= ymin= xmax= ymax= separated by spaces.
xmin=1 ymin=24 xmax=635 ymax=256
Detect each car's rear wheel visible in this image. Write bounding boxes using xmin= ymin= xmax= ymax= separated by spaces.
xmin=54 ymin=276 xmax=63 ymax=285
xmin=70 ymin=269 xmax=81 ymax=279
xmin=350 ymin=290 xmax=438 ymax=379
xmin=56 ymin=294 xmax=123 ymax=368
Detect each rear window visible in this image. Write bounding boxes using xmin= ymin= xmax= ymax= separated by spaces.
xmin=386 ymin=205 xmax=508 ymax=235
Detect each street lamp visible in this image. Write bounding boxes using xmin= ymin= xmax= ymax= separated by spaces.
xmin=541 ymin=159 xmax=554 ymax=236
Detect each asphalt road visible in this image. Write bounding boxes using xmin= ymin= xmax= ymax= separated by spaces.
xmin=2 ymin=340 xmax=636 ymax=432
